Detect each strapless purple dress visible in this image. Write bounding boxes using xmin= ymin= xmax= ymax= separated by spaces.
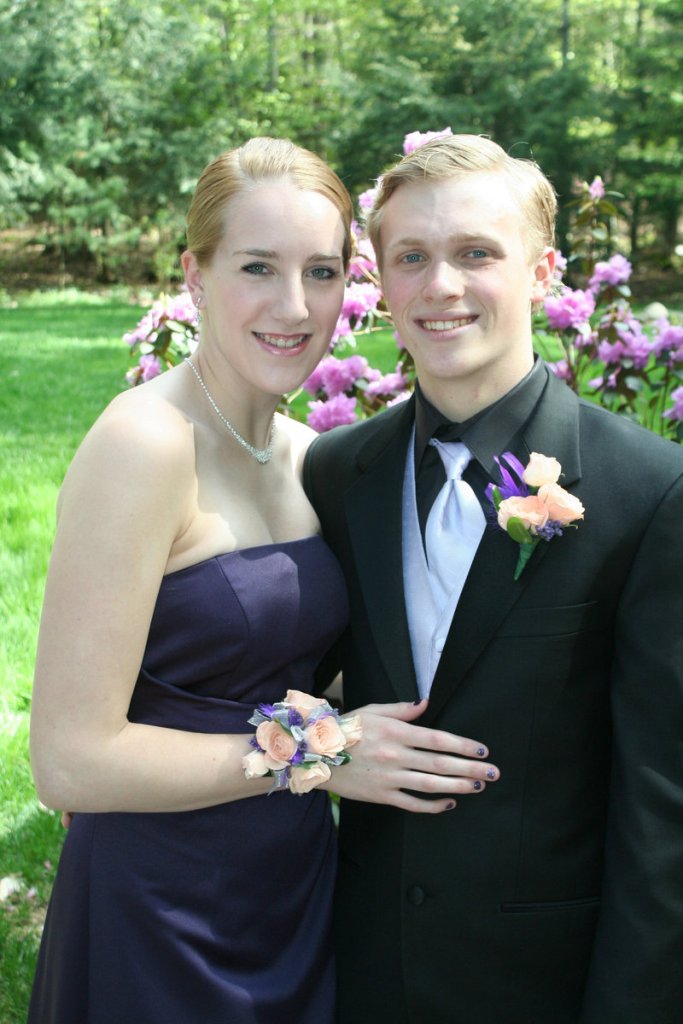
xmin=29 ymin=537 xmax=349 ymax=1024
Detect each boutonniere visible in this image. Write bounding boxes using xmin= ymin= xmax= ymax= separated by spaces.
xmin=486 ymin=452 xmax=585 ymax=580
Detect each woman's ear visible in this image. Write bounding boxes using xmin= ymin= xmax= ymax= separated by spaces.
xmin=181 ymin=249 xmax=203 ymax=301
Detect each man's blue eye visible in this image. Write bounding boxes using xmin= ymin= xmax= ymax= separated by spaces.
xmin=403 ymin=253 xmax=423 ymax=264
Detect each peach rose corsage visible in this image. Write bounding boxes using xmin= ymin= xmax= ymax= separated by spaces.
xmin=242 ymin=690 xmax=362 ymax=795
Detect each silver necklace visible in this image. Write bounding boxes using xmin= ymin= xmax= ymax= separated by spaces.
xmin=184 ymin=358 xmax=275 ymax=464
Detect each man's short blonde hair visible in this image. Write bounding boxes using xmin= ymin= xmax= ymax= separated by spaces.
xmin=366 ymin=134 xmax=557 ymax=265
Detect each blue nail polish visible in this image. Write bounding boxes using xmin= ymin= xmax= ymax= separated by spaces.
xmin=446 ymin=800 xmax=456 ymax=810
xmin=473 ymin=780 xmax=482 ymax=790
xmin=486 ymin=768 xmax=496 ymax=780
xmin=476 ymin=747 xmax=486 ymax=757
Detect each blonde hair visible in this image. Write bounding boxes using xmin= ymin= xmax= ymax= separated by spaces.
xmin=367 ymin=134 xmax=557 ymax=264
xmin=186 ymin=137 xmax=353 ymax=269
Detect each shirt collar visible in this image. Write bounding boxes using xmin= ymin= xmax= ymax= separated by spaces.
xmin=414 ymin=357 xmax=548 ymax=477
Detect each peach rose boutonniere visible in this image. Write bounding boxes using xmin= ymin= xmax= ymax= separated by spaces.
xmin=486 ymin=451 xmax=585 ymax=580
xmin=242 ymin=693 xmax=362 ymax=795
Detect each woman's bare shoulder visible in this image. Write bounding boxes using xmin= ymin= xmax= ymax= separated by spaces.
xmin=58 ymin=384 xmax=197 ymax=517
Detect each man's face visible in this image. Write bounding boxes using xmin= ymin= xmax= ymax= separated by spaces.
xmin=378 ymin=172 xmax=554 ymax=418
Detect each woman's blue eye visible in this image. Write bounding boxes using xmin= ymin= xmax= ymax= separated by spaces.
xmin=309 ymin=266 xmax=337 ymax=280
xmin=242 ymin=263 xmax=269 ymax=275
xmin=468 ymin=249 xmax=488 ymax=259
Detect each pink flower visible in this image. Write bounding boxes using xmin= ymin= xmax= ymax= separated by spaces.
xmin=364 ymin=368 xmax=407 ymax=398
xmin=522 ymin=453 xmax=562 ymax=488
xmin=303 ymin=355 xmax=368 ymax=398
xmin=305 ymin=716 xmax=347 ymax=757
xmin=285 ymin=690 xmax=327 ymax=722
xmin=553 ymin=250 xmax=568 ymax=282
xmin=589 ymin=254 xmax=632 ymax=291
xmin=537 ymin=483 xmax=585 ymax=525
xmin=597 ymin=339 xmax=626 ymax=365
xmin=332 ymin=318 xmax=355 ymax=346
xmin=497 ymin=494 xmax=549 ymax=533
xmin=348 ymin=230 xmax=378 ymax=279
xmin=663 ymin=386 xmax=683 ymax=422
xmin=242 ymin=749 xmax=269 ymax=778
xmin=588 ymin=176 xmax=605 ymax=200
xmin=307 ymin=394 xmax=358 ymax=432
xmin=139 ymin=354 xmax=162 ymax=381
xmin=387 ymin=391 xmax=411 ymax=407
xmin=164 ymin=290 xmax=196 ymax=323
xmin=342 ymin=281 xmax=383 ymax=323
xmin=123 ymin=311 xmax=156 ymax=348
xmin=548 ymin=359 xmax=571 ymax=381
xmin=544 ymin=288 xmax=596 ymax=330
xmin=653 ymin=322 xmax=683 ymax=361
xmin=302 ymin=362 xmax=326 ymax=395
xmin=616 ymin=322 xmax=652 ymax=369
xmin=358 ymin=184 xmax=380 ymax=212
xmin=288 ymin=761 xmax=331 ymax=794
xmin=255 ymin=721 xmax=297 ymax=770
xmin=403 ymin=128 xmax=453 ymax=154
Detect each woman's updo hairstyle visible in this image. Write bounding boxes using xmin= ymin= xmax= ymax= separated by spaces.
xmin=186 ymin=137 xmax=353 ymax=270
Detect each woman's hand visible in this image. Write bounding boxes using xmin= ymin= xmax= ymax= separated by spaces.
xmin=327 ymin=699 xmax=499 ymax=813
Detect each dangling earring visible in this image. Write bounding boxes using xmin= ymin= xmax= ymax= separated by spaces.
xmin=195 ymin=295 xmax=203 ymax=326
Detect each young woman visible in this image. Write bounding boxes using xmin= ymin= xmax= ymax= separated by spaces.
xmin=29 ymin=137 xmax=497 ymax=1024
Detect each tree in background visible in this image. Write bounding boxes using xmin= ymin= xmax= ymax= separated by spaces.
xmin=0 ymin=0 xmax=680 ymax=290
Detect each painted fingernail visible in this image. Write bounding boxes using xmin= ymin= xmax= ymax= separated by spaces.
xmin=476 ymin=747 xmax=486 ymax=757
xmin=473 ymin=781 xmax=482 ymax=791
xmin=486 ymin=768 xmax=496 ymax=780
xmin=446 ymin=800 xmax=457 ymax=810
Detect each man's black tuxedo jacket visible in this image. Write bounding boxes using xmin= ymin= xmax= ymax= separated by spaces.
xmin=304 ymin=367 xmax=683 ymax=1024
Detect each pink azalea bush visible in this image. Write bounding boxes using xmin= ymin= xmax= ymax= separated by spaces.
xmin=124 ymin=289 xmax=197 ymax=386
xmin=124 ymin=141 xmax=682 ymax=442
xmin=533 ymin=176 xmax=683 ymax=440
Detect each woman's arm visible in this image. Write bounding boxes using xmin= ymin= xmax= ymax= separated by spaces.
xmin=30 ymin=391 xmax=270 ymax=813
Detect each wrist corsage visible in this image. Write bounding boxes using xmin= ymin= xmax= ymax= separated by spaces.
xmin=242 ymin=689 xmax=363 ymax=794
xmin=486 ymin=451 xmax=585 ymax=580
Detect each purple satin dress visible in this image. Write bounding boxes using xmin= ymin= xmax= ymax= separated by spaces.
xmin=29 ymin=537 xmax=348 ymax=1024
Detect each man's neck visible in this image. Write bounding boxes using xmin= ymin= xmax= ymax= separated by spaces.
xmin=417 ymin=362 xmax=534 ymax=423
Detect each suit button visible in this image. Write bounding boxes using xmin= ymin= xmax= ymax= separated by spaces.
xmin=434 ymin=636 xmax=446 ymax=653
xmin=407 ymin=885 xmax=426 ymax=906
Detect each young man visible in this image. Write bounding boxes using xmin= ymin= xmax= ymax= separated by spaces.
xmin=304 ymin=135 xmax=683 ymax=1024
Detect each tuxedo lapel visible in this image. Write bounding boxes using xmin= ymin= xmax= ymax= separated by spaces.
xmin=344 ymin=401 xmax=420 ymax=702
xmin=424 ymin=372 xmax=583 ymax=722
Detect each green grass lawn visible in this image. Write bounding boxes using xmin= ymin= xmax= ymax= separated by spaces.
xmin=0 ymin=291 xmax=141 ymax=1022
xmin=0 ymin=290 xmax=403 ymax=1021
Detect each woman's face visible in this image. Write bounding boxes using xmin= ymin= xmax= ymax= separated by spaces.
xmin=193 ymin=180 xmax=346 ymax=400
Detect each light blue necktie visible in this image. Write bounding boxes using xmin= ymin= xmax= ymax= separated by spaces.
xmin=425 ymin=440 xmax=486 ymax=610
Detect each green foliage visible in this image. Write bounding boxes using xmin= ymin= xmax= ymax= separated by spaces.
xmin=1 ymin=0 xmax=681 ymax=286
